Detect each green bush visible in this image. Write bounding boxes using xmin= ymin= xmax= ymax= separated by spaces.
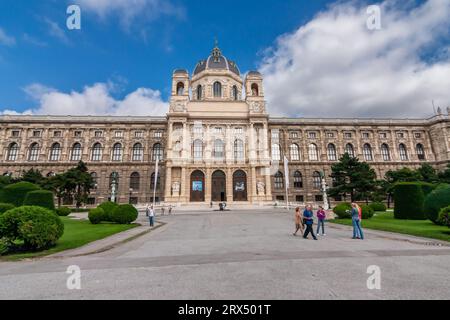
xmin=424 ymin=186 xmax=450 ymax=223
xmin=0 ymin=182 xmax=40 ymax=207
xmin=369 ymin=202 xmax=387 ymax=212
xmin=88 ymin=208 xmax=105 ymax=225
xmin=437 ymin=206 xmax=450 ymax=227
xmin=417 ymin=182 xmax=437 ymax=197
xmin=0 ymin=203 xmax=15 ymax=215
xmin=56 ymin=207 xmax=71 ymax=217
xmin=0 ymin=206 xmax=64 ymax=250
xmin=111 ymin=204 xmax=138 ymax=224
xmin=98 ymin=201 xmax=119 ymax=222
xmin=394 ymin=183 xmax=425 ymax=220
xmin=23 ymin=190 xmax=55 ymax=211
xmin=361 ymin=205 xmax=374 ymax=219
xmin=333 ymin=203 xmax=352 ymax=219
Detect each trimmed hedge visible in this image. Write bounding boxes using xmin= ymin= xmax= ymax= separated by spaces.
xmin=333 ymin=203 xmax=352 ymax=219
xmin=0 ymin=206 xmax=64 ymax=250
xmin=0 ymin=182 xmax=40 ymax=207
xmin=56 ymin=207 xmax=72 ymax=217
xmin=23 ymin=190 xmax=55 ymax=211
xmin=0 ymin=203 xmax=15 ymax=215
xmin=88 ymin=208 xmax=105 ymax=225
xmin=369 ymin=202 xmax=387 ymax=212
xmin=394 ymin=183 xmax=425 ymax=220
xmin=361 ymin=205 xmax=374 ymax=219
xmin=437 ymin=206 xmax=450 ymax=227
xmin=98 ymin=201 xmax=119 ymax=222
xmin=417 ymin=182 xmax=437 ymax=197
xmin=111 ymin=204 xmax=138 ymax=224
xmin=423 ymin=186 xmax=450 ymax=223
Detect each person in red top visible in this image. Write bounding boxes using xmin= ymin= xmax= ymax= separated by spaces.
xmin=316 ymin=206 xmax=327 ymax=236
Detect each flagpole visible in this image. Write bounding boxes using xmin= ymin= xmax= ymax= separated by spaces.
xmin=284 ymin=156 xmax=290 ymax=211
xmin=153 ymin=159 xmax=159 ymax=208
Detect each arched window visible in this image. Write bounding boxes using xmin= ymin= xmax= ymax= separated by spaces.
xmin=213 ymin=81 xmax=222 ymax=98
xmin=381 ymin=144 xmax=390 ymax=161
xmin=132 ymin=143 xmax=144 ymax=161
xmin=313 ymin=171 xmax=322 ymax=189
xmin=152 ymin=143 xmax=164 ymax=161
xmin=193 ymin=139 xmax=203 ymax=160
xmin=7 ymin=143 xmax=19 ymax=161
xmin=197 ymin=85 xmax=202 ymax=100
xmin=150 ymin=172 xmax=161 ymax=190
xmin=290 ymin=144 xmax=300 ymax=161
xmin=251 ymin=83 xmax=259 ymax=96
xmin=308 ymin=143 xmax=318 ymax=161
xmin=234 ymin=139 xmax=244 ymax=160
xmin=112 ymin=143 xmax=123 ymax=161
xmin=416 ymin=144 xmax=426 ymax=160
xmin=176 ymin=82 xmax=184 ymax=95
xmin=345 ymin=143 xmax=355 ymax=158
xmin=214 ymin=139 xmax=225 ymax=159
xmin=293 ymin=171 xmax=303 ymax=189
xmin=49 ymin=143 xmax=61 ymax=161
xmin=130 ymin=172 xmax=140 ymax=191
xmin=91 ymin=172 xmax=98 ymax=190
xmin=91 ymin=143 xmax=102 ymax=161
xmin=327 ymin=143 xmax=337 ymax=161
xmin=399 ymin=144 xmax=408 ymax=161
xmin=363 ymin=144 xmax=373 ymax=161
xmin=28 ymin=143 xmax=40 ymax=162
xmin=272 ymin=143 xmax=281 ymax=161
xmin=232 ymin=85 xmax=239 ymax=101
xmin=71 ymin=143 xmax=82 ymax=161
xmin=274 ymin=171 xmax=284 ymax=189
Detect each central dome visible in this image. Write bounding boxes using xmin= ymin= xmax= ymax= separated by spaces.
xmin=193 ymin=45 xmax=240 ymax=76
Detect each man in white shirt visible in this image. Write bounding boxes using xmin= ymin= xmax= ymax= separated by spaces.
xmin=146 ymin=204 xmax=155 ymax=227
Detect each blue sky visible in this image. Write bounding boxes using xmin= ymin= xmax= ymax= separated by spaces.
xmin=0 ymin=0 xmax=449 ymax=117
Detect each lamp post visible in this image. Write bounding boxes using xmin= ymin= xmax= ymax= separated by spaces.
xmin=129 ymin=188 xmax=133 ymax=204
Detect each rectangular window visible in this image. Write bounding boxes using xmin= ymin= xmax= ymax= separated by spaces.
xmin=276 ymin=195 xmax=285 ymax=201
xmin=11 ymin=130 xmax=20 ymax=137
xmin=213 ymin=127 xmax=223 ymax=135
xmin=135 ymin=131 xmax=144 ymax=138
xmin=271 ymin=129 xmax=280 ymax=140
xmin=87 ymin=198 xmax=96 ymax=205
xmin=295 ymin=195 xmax=304 ymax=203
xmin=344 ymin=132 xmax=352 ymax=139
xmin=74 ymin=131 xmax=82 ymax=137
xmin=326 ymin=132 xmax=334 ymax=138
xmin=397 ymin=132 xmax=405 ymax=139
xmin=380 ymin=132 xmax=388 ymax=139
xmin=290 ymin=132 xmax=299 ymax=139
xmin=415 ymin=133 xmax=422 ymax=139
xmin=315 ymin=195 xmax=324 ymax=202
xmin=32 ymin=130 xmax=41 ymax=137
xmin=154 ymin=131 xmax=163 ymax=138
xmin=53 ymin=131 xmax=62 ymax=137
xmin=115 ymin=131 xmax=123 ymax=138
xmin=308 ymin=132 xmax=317 ymax=139
xmin=234 ymin=127 xmax=243 ymax=134
xmin=362 ymin=132 xmax=369 ymax=139
xmin=94 ymin=131 xmax=103 ymax=138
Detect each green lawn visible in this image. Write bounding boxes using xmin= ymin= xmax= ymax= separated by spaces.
xmin=330 ymin=212 xmax=450 ymax=242
xmin=1 ymin=217 xmax=137 ymax=261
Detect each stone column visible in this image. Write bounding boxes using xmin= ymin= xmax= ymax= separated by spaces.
xmin=251 ymin=166 xmax=257 ymax=202
xmin=226 ymin=124 xmax=232 ymax=164
xmin=167 ymin=122 xmax=173 ymax=159
xmin=227 ymin=167 xmax=233 ymax=203
xmin=249 ymin=123 xmax=256 ymax=161
xmin=182 ymin=122 xmax=188 ymax=159
xmin=205 ymin=167 xmax=212 ymax=203
xmin=264 ymin=167 xmax=272 ymax=200
xmin=181 ymin=167 xmax=187 ymax=203
xmin=164 ymin=166 xmax=172 ymax=202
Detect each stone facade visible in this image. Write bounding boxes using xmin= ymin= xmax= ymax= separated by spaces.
xmin=1 ymin=46 xmax=449 ymax=206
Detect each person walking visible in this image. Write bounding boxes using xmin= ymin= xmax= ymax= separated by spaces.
xmin=303 ymin=205 xmax=318 ymax=240
xmin=351 ymin=203 xmax=364 ymax=240
xmin=293 ymin=207 xmax=304 ymax=236
xmin=168 ymin=204 xmax=173 ymax=215
xmin=161 ymin=206 xmax=165 ymax=216
xmin=146 ymin=205 xmax=155 ymax=227
xmin=316 ymin=206 xmax=326 ymax=236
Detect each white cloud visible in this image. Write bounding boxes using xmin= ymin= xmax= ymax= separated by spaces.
xmin=21 ymin=82 xmax=167 ymax=116
xmin=74 ymin=0 xmax=185 ymax=29
xmin=259 ymin=0 xmax=450 ymax=118
xmin=0 ymin=109 xmax=33 ymax=115
xmin=0 ymin=27 xmax=15 ymax=46
xmin=44 ymin=19 xmax=70 ymax=44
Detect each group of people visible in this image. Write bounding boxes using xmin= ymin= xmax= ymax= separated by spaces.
xmin=293 ymin=203 xmax=364 ymax=240
xmin=145 ymin=204 xmax=173 ymax=227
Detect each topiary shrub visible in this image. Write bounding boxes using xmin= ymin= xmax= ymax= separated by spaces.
xmin=423 ymin=186 xmax=450 ymax=224
xmin=88 ymin=208 xmax=105 ymax=225
xmin=333 ymin=203 xmax=352 ymax=219
xmin=23 ymin=190 xmax=55 ymax=211
xmin=0 ymin=203 xmax=15 ymax=215
xmin=369 ymin=202 xmax=387 ymax=212
xmin=361 ymin=205 xmax=374 ymax=219
xmin=111 ymin=204 xmax=138 ymax=224
xmin=98 ymin=201 xmax=119 ymax=222
xmin=0 ymin=182 xmax=40 ymax=207
xmin=437 ymin=206 xmax=450 ymax=227
xmin=56 ymin=207 xmax=71 ymax=217
xmin=417 ymin=182 xmax=437 ymax=197
xmin=0 ymin=206 xmax=64 ymax=250
xmin=394 ymin=183 xmax=425 ymax=220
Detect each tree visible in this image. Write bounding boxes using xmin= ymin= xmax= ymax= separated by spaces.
xmin=438 ymin=164 xmax=450 ymax=184
xmin=417 ymin=164 xmax=439 ymax=183
xmin=20 ymin=168 xmax=45 ymax=186
xmin=383 ymin=167 xmax=423 ymax=207
xmin=63 ymin=161 xmax=94 ymax=208
xmin=42 ymin=174 xmax=68 ymax=208
xmin=328 ymin=153 xmax=377 ymax=203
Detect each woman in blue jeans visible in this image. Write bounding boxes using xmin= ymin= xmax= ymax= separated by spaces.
xmin=351 ymin=203 xmax=364 ymax=240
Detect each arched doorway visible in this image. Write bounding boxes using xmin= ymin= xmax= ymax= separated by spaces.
xmin=233 ymin=170 xmax=247 ymax=201
xmin=190 ymin=170 xmax=205 ymax=202
xmin=211 ymin=170 xmax=226 ymax=202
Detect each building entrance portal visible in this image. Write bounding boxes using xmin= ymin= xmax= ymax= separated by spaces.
xmin=233 ymin=170 xmax=248 ymax=202
xmin=211 ymin=170 xmax=226 ymax=202
xmin=190 ymin=170 xmax=205 ymax=202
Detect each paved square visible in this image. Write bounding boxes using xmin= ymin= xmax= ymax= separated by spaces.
xmin=0 ymin=209 xmax=449 ymax=300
